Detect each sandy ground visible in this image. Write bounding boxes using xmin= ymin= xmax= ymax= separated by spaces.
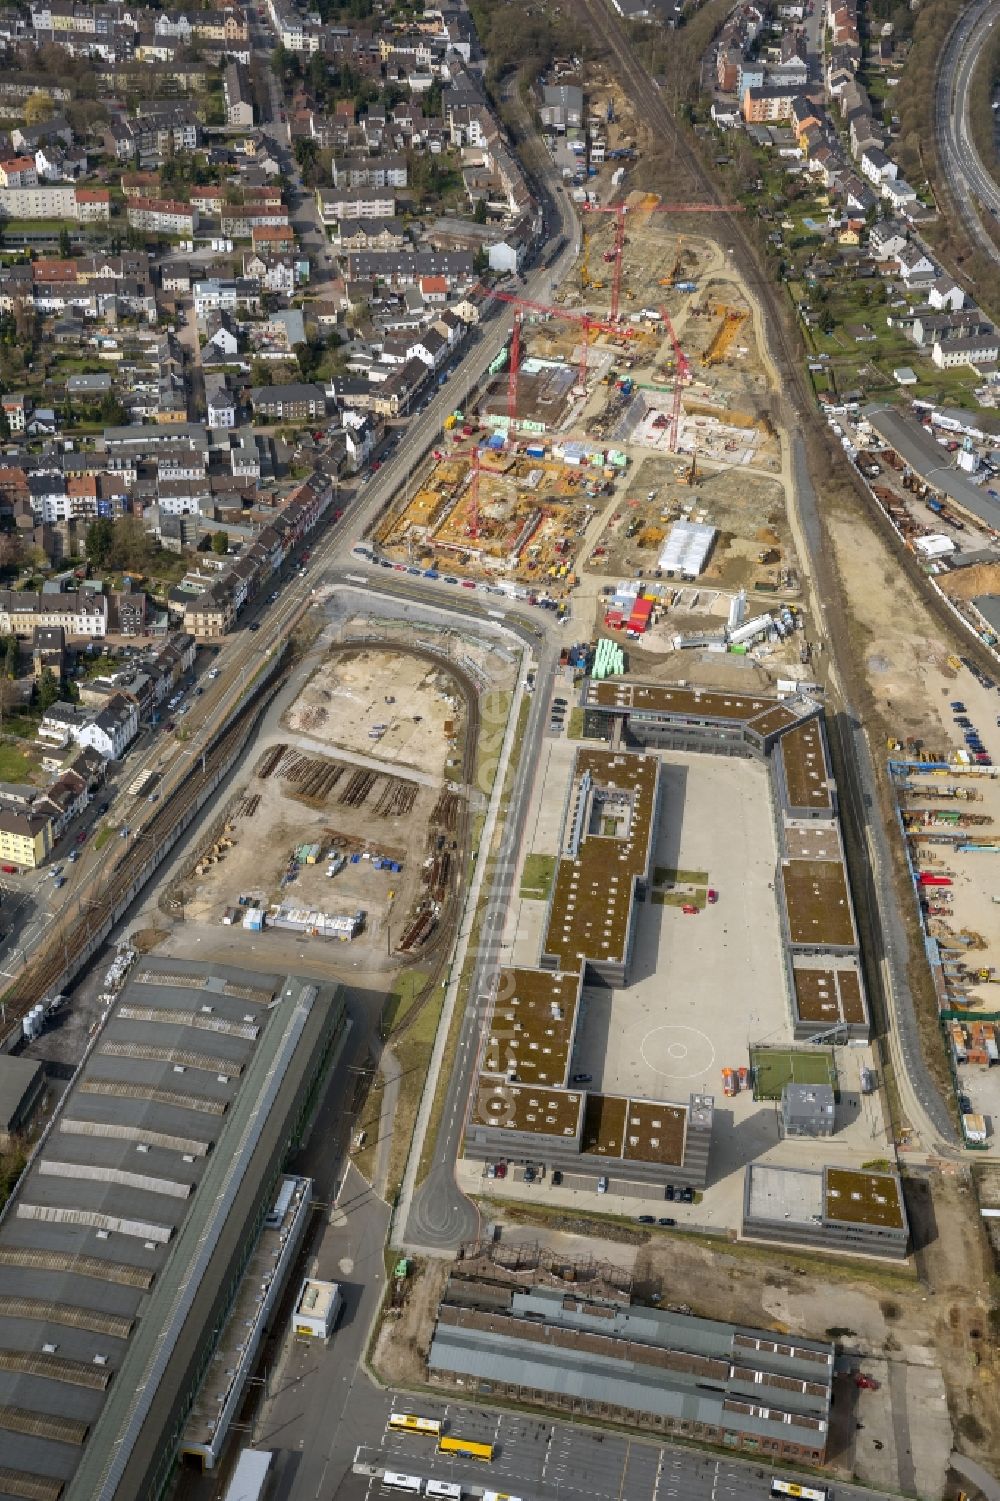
xmin=166 ymin=636 xmax=487 ymax=972
xmin=826 ymin=508 xmax=968 ymax=744
xmin=286 ymin=647 xmax=465 ymax=779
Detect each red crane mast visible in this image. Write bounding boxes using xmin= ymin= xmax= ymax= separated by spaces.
xmin=582 ymin=201 xmax=741 ymax=321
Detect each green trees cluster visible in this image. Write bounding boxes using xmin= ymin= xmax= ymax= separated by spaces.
xmin=36 ymin=667 xmax=60 ymax=711
xmin=0 ymin=636 xmax=19 ymax=679
xmin=84 ymin=516 xmax=161 ymax=575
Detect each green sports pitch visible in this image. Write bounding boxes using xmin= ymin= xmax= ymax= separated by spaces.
xmin=750 ymin=1046 xmax=838 ymax=1101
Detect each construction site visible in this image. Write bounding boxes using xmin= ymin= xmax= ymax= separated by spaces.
xmin=890 ymin=756 xmax=1000 ymax=1145
xmin=373 ymin=193 xmax=792 ymax=609
xmin=167 ymin=639 xmax=489 ymax=966
xmin=374 ymin=439 xmax=611 ymax=590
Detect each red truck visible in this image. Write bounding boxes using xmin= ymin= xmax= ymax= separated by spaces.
xmin=1 ymin=864 xmax=18 ymax=874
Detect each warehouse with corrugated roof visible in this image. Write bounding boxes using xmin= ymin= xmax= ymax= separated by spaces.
xmin=428 ymin=1279 xmax=834 ymax=1463
xmin=0 ymin=959 xmax=345 ymax=1501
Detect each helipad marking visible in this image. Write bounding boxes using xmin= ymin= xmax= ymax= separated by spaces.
xmin=639 ymin=1024 xmax=716 ymax=1080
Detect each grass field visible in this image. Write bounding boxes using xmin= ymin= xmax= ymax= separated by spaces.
xmin=751 ymin=1046 xmax=838 ymax=1101
xmin=519 ymin=852 xmax=556 ymax=900
xmin=654 ymin=866 xmax=709 ymax=886
xmin=652 ymin=888 xmax=707 ymax=908
xmin=0 ymin=743 xmax=38 ymax=782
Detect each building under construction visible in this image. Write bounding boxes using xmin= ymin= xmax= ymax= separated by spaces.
xmin=376 ymin=443 xmax=613 ymax=585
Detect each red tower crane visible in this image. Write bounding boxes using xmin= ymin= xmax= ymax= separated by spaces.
xmin=582 ymin=201 xmax=741 ymax=321
xmin=659 ymin=303 xmax=690 ymax=454
xmin=465 ymin=444 xmax=482 ymax=539
xmin=484 ymin=286 xmax=635 ymax=412
xmin=507 ymin=309 xmax=522 ymax=427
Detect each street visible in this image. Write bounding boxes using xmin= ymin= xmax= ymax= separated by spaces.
xmin=934 ymin=0 xmax=1000 ymax=268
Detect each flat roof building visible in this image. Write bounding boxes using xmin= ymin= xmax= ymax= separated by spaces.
xmin=743 ymin=1163 xmax=909 ymax=1259
xmin=0 ymin=1055 xmax=45 ymax=1148
xmin=540 ymin=748 xmax=660 ymax=985
xmin=580 ymin=678 xmax=869 ymax=1042
xmin=291 ymin=1278 xmax=342 ymax=1340
xmin=0 ymin=960 xmax=346 ymax=1501
xmin=781 ymin=1082 xmax=836 ymax=1137
xmin=465 ymin=746 xmax=712 ymax=1191
xmin=429 ymin=1277 xmax=834 ymax=1462
xmin=484 ymin=967 xmax=583 ymax=1087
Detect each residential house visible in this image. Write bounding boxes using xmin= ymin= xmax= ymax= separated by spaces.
xmin=928 ymin=277 xmax=965 ymax=313
xmin=0 ymin=588 xmax=108 ymax=637
xmin=0 ymin=157 xmax=38 ymax=188
xmin=331 ymin=154 xmax=407 ymax=189
xmin=205 ymin=311 xmax=240 ymax=357
xmin=882 ymin=178 xmax=918 ymax=212
xmin=742 ymin=85 xmax=798 ymax=123
xmin=932 ymin=334 xmax=1000 ymax=370
xmin=316 ymin=188 xmax=397 ymax=223
xmin=869 ymin=221 xmax=908 ymax=261
xmin=206 ymin=373 xmax=237 ymax=429
xmin=896 ymin=242 xmax=935 ymax=285
xmin=859 ymin=146 xmax=896 ymax=187
xmin=342 ymin=409 xmax=375 ymax=471
xmin=0 ymin=809 xmax=51 ymax=868
xmin=224 ymin=61 xmax=254 ymax=127
xmin=250 ymin=383 xmax=327 ymax=421
xmin=127 ymin=198 xmax=196 ymax=236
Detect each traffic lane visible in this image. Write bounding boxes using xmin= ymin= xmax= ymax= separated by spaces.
xmin=327 ymin=568 xmax=550 ymax=646
xmin=261 ymin=1168 xmax=392 ymax=1501
xmin=402 ymin=646 xmax=551 ymax=1247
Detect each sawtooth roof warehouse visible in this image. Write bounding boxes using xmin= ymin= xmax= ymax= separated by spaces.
xmin=0 ymin=959 xmax=346 ymax=1501
xmin=464 ymin=680 xmax=869 ymax=1192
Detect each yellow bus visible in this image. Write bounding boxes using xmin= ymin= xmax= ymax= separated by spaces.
xmin=437 ymin=1436 xmax=496 ymax=1463
xmin=387 ymin=1413 xmax=442 ymax=1438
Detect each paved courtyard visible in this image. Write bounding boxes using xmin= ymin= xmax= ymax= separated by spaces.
xmin=571 ymin=752 xmax=787 ymax=1102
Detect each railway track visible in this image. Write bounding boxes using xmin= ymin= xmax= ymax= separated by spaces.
xmin=3 ymin=672 xmax=281 ymax=1027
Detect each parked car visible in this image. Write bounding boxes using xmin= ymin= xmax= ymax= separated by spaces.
xmin=666 ymin=1184 xmax=675 ymax=1201
xmin=551 ymin=1170 xmax=563 ymax=1186
xmin=494 ymin=1162 xmax=507 ymax=1179
xmin=658 ymin=1217 xmax=676 ymax=1227
xmin=597 ymin=1175 xmax=609 ymax=1194
xmin=638 ymin=1215 xmax=655 ymax=1224
xmin=572 ymin=1072 xmax=592 ymax=1084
